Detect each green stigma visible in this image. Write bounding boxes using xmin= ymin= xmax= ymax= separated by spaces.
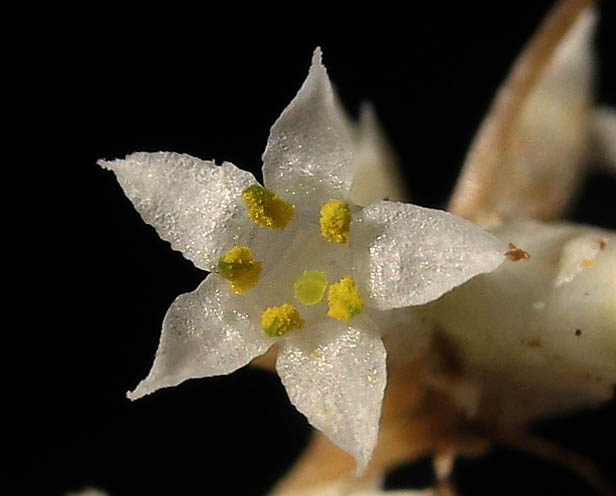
xmin=294 ymin=270 xmax=328 ymax=306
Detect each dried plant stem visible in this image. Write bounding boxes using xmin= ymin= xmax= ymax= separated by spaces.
xmin=448 ymin=0 xmax=594 ymax=224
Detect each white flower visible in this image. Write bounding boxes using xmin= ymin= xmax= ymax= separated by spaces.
xmin=424 ymin=219 xmax=616 ymax=425
xmin=99 ymin=48 xmax=505 ymax=472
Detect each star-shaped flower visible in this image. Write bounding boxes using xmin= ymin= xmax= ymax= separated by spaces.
xmin=99 ymin=48 xmax=505 ymax=472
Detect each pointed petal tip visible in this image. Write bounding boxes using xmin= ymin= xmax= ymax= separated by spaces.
xmin=311 ymin=46 xmax=323 ymax=67
xmin=125 ymin=389 xmax=139 ymax=401
xmin=357 ymin=102 xmax=379 ymax=137
xmin=308 ymin=47 xmax=329 ymax=80
xmin=97 ymin=158 xmax=113 ymax=170
xmin=351 ymin=453 xmax=370 ymax=477
xmin=126 ymin=380 xmax=151 ymax=401
xmin=359 ymin=100 xmax=375 ymax=118
xmin=98 ymin=154 xmax=133 ymax=171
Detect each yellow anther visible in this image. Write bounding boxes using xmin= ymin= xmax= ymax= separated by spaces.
xmin=261 ymin=304 xmax=304 ymax=337
xmin=320 ymin=200 xmax=351 ymax=244
xmin=242 ymin=185 xmax=295 ymax=229
xmin=218 ymin=246 xmax=262 ymax=293
xmin=294 ymin=270 xmax=328 ymax=306
xmin=327 ymin=277 xmax=364 ymax=321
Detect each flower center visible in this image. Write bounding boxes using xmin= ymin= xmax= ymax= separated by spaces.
xmin=232 ymin=187 xmax=364 ymax=336
xmin=218 ymin=246 xmax=262 ymax=293
xmin=242 ymin=185 xmax=295 ymax=229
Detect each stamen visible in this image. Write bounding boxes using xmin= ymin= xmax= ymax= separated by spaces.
xmin=294 ymin=270 xmax=328 ymax=305
xmin=320 ymin=200 xmax=351 ymax=244
xmin=327 ymin=277 xmax=364 ymax=321
xmin=242 ymin=185 xmax=295 ymax=229
xmin=261 ymin=304 xmax=304 ymax=337
xmin=218 ymin=246 xmax=262 ymax=293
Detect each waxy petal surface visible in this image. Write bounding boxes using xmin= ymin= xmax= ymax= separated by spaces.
xmin=128 ymin=275 xmax=271 ymax=400
xmin=99 ymin=152 xmax=258 ymax=271
xmin=262 ymin=48 xmax=355 ymax=205
xmin=276 ymin=320 xmax=386 ymax=473
xmin=352 ymin=201 xmax=506 ymax=310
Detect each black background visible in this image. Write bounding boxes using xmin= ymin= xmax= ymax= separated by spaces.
xmin=26 ymin=1 xmax=615 ymax=495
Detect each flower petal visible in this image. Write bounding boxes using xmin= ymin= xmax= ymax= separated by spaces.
xmin=127 ymin=274 xmax=271 ymax=400
xmin=349 ymin=103 xmax=408 ymax=207
xmin=276 ymin=320 xmax=386 ymax=473
xmin=262 ymin=48 xmax=354 ymax=203
xmin=370 ymin=307 xmax=432 ymax=367
xmin=99 ymin=152 xmax=259 ymax=271
xmin=352 ymin=201 xmax=506 ymax=310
